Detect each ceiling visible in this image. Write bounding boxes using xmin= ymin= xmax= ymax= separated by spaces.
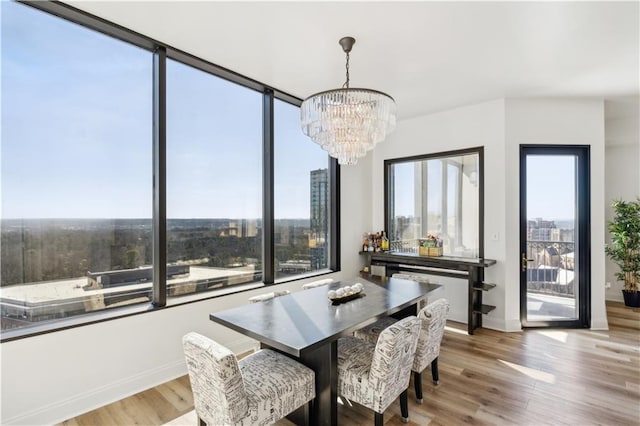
xmin=65 ymin=1 xmax=639 ymax=121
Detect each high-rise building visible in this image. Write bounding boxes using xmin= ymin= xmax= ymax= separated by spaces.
xmin=527 ymin=218 xmax=557 ymax=240
xmin=310 ymin=169 xmax=329 ymax=270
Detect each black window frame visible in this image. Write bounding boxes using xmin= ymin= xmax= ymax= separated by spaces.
xmin=1 ymin=0 xmax=340 ymax=342
xmin=384 ymin=146 xmax=484 ymax=259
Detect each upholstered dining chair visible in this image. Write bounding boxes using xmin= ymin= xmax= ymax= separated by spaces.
xmin=354 ymin=299 xmax=450 ymax=404
xmin=247 ymin=289 xmax=290 ymax=303
xmin=392 ymin=273 xmax=431 ymax=310
xmin=182 ymin=332 xmax=315 ymax=426
xmin=301 ymin=278 xmax=334 ymax=290
xmin=337 ymin=316 xmax=421 ymax=425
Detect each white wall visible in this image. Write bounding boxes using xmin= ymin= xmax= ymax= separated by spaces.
xmin=504 ymin=98 xmax=607 ymax=330
xmin=604 ymin=100 xmax=640 ymax=301
xmin=372 ymin=99 xmax=508 ymax=327
xmin=371 ymin=98 xmax=608 ymax=332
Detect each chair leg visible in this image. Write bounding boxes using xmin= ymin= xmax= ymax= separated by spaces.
xmin=414 ymin=370 xmax=423 ymax=403
xmin=400 ymin=389 xmax=409 ymax=423
xmin=302 ymin=400 xmax=311 ymax=426
xmin=431 ymin=357 xmax=439 ymax=385
xmin=198 ymin=416 xmax=206 ymax=426
xmin=374 ymin=411 xmax=384 ymax=426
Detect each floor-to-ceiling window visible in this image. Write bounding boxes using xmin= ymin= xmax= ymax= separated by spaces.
xmin=166 ymin=59 xmax=263 ymax=297
xmin=0 ymin=0 xmax=338 ymax=339
xmin=274 ymin=99 xmax=332 ymax=280
xmin=1 ymin=0 xmax=153 ymax=329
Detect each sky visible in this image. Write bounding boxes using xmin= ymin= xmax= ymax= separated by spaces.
xmin=1 ymin=1 xmax=327 ymax=220
xmin=393 ymin=157 xmax=467 ymax=217
xmin=526 ymin=155 xmax=576 ymax=221
xmin=392 ymin=153 xmax=576 ymax=223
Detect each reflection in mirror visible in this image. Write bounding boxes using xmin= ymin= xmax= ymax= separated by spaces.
xmin=386 ymin=148 xmax=482 ymax=258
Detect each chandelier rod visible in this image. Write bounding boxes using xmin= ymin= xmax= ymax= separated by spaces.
xmin=339 ymin=37 xmax=355 ymax=89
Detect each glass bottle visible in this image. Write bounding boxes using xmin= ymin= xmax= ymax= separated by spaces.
xmin=381 ymin=231 xmax=390 ymax=251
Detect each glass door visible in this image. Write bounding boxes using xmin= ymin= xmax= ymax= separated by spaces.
xmin=520 ymin=146 xmax=590 ymax=327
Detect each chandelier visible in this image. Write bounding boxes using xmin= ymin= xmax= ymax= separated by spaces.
xmin=301 ymin=37 xmax=397 ymax=166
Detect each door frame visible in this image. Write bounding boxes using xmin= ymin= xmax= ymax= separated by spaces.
xmin=519 ymin=145 xmax=591 ymax=328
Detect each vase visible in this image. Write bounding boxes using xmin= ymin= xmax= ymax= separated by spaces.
xmin=622 ymin=290 xmax=640 ymax=307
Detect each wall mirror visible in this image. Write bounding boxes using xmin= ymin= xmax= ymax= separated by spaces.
xmin=384 ymin=147 xmax=484 ymax=259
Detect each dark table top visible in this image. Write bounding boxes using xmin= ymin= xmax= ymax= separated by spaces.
xmin=209 ymin=276 xmax=442 ymax=357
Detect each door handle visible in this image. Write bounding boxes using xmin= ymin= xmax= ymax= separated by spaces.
xmin=521 ymin=253 xmax=534 ymax=272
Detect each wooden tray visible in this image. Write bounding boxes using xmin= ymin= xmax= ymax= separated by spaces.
xmin=329 ymin=292 xmax=364 ymax=305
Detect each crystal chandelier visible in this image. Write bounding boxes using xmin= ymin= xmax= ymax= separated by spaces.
xmin=301 ymin=37 xmax=397 ymax=166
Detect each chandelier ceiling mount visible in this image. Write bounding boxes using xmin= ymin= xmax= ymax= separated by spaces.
xmin=300 ymin=36 xmax=397 ymax=166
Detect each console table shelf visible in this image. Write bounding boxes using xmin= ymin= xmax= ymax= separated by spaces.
xmin=367 ymin=252 xmax=497 ymax=334
xmin=473 ymin=283 xmax=497 ymax=291
xmin=474 ymin=304 xmax=497 ymax=315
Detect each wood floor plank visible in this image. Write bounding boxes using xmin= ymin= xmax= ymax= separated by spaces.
xmin=57 ymin=301 xmax=640 ymax=426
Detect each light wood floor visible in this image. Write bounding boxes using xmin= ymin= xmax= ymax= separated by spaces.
xmin=60 ymin=301 xmax=640 ymax=426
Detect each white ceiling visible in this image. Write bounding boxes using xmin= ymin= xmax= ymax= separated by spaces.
xmin=66 ymin=1 xmax=639 ymax=121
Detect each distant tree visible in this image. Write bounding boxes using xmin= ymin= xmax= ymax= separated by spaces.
xmin=125 ymin=249 xmax=141 ymax=269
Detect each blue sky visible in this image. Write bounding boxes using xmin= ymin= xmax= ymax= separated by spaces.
xmin=393 ymin=158 xmax=463 ymax=217
xmin=1 ymin=1 xmax=327 ymax=220
xmin=392 ymin=154 xmax=575 ymax=222
xmin=526 ymin=155 xmax=576 ymax=221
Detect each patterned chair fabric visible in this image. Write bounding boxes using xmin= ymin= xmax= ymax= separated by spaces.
xmin=183 ymin=332 xmax=315 ymax=426
xmin=354 ymin=299 xmax=450 ymax=373
xmin=392 ymin=273 xmax=430 ymax=284
xmin=337 ymin=316 xmax=421 ymax=415
xmin=247 ymin=289 xmax=290 ymax=303
xmin=301 ymin=278 xmax=334 ymax=290
xmin=392 ymin=273 xmax=430 ymax=310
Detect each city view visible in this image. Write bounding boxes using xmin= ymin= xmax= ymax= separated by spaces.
xmin=526 ymin=217 xmax=576 ymax=295
xmin=525 ymin=216 xmax=578 ymax=321
xmin=0 ymin=170 xmax=329 ymax=331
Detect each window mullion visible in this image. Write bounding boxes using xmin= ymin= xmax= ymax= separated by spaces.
xmin=152 ymin=46 xmax=167 ymax=306
xmin=263 ymin=89 xmax=275 ymax=284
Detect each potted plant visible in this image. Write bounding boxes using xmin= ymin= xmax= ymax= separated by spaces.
xmin=605 ymin=198 xmax=640 ymax=307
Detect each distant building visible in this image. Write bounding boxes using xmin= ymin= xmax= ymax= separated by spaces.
xmin=559 ymin=228 xmax=574 ymax=242
xmin=527 ymin=218 xmax=557 ymax=240
xmin=310 ymin=169 xmax=329 ymax=270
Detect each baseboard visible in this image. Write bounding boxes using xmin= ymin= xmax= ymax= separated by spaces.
xmin=481 ymin=317 xmax=522 ymax=332
xmin=590 ymin=316 xmax=609 ymax=330
xmin=4 ymin=358 xmax=187 ymax=426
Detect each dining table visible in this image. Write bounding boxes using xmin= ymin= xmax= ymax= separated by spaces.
xmin=209 ymin=274 xmax=442 ymax=426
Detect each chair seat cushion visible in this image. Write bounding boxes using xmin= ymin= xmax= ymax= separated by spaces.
xmin=238 ymin=349 xmax=315 ymax=426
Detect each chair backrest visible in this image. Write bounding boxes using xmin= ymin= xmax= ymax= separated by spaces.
xmin=392 ymin=273 xmax=431 ymax=310
xmin=247 ymin=289 xmax=290 ymax=303
xmin=413 ymin=299 xmax=450 ymax=372
xmin=368 ymin=316 xmax=421 ymax=412
xmin=392 ymin=273 xmax=430 ymax=283
xmin=302 ymin=278 xmax=334 ymax=290
xmin=182 ymin=332 xmax=248 ymax=425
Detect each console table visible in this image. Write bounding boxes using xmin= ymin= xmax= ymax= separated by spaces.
xmin=368 ymin=252 xmax=497 ymax=334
